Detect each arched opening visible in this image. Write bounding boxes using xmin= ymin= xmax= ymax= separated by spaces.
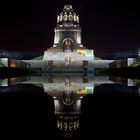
xmin=63 ymin=38 xmax=73 ymax=52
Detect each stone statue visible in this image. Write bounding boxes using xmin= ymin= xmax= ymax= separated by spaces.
xmin=57 ymin=15 xmax=59 ymax=23
xmin=77 ymin=15 xmax=79 ymax=23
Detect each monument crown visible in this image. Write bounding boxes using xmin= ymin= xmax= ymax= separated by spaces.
xmin=57 ymin=5 xmax=79 ymax=24
xmin=51 ymin=5 xmax=83 ymax=50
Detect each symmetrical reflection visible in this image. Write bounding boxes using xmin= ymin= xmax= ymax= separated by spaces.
xmin=0 ymin=73 xmax=140 ymax=138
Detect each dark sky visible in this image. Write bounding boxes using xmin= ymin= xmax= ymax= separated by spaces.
xmin=0 ymin=0 xmax=140 ymax=56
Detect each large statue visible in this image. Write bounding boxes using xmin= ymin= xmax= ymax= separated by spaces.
xmin=59 ymin=14 xmax=63 ymax=22
xmin=57 ymin=15 xmax=59 ymax=23
xmin=77 ymin=15 xmax=79 ymax=23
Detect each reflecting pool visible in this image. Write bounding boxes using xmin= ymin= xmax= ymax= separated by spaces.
xmin=0 ymin=73 xmax=140 ymax=139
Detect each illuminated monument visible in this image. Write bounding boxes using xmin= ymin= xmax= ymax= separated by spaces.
xmin=0 ymin=5 xmax=137 ymax=69
xmin=43 ymin=5 xmax=95 ymax=72
xmin=0 ymin=5 xmax=116 ymax=70
xmin=0 ymin=4 xmax=139 ymax=139
xmin=21 ymin=5 xmax=113 ymax=72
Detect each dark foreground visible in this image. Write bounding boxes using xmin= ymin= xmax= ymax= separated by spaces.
xmin=0 ymin=86 xmax=140 ymax=139
xmin=0 ymin=67 xmax=140 ymax=139
xmin=0 ymin=67 xmax=140 ymax=79
xmin=95 ymin=67 xmax=140 ymax=79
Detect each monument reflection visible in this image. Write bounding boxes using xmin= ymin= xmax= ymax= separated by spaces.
xmin=0 ymin=73 xmax=140 ymax=138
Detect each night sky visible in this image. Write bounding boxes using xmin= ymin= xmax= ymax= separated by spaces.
xmin=0 ymin=0 xmax=140 ymax=56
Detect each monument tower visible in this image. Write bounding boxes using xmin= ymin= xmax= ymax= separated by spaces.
xmin=43 ymin=5 xmax=95 ymax=72
xmin=53 ymin=5 xmax=83 ymax=51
